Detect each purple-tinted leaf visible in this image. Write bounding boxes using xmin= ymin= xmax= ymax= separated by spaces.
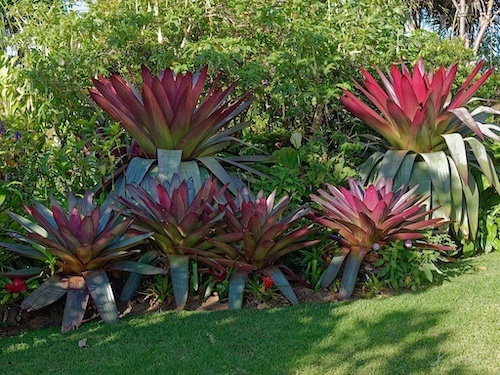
xmin=0 ymin=241 xmax=47 ymax=261
xmin=21 ymin=275 xmax=68 ymax=312
xmin=363 ymin=185 xmax=380 ymax=211
xmin=242 ymin=228 xmax=257 ymax=259
xmin=61 ymin=276 xmax=89 ymax=333
xmin=58 ymin=225 xmax=81 ymax=252
xmin=142 ymin=83 xmax=175 ymax=149
xmin=178 ymin=211 xmax=202 ymax=236
xmin=151 ymin=76 xmax=174 ymax=125
xmin=76 ymin=214 xmax=95 ymax=245
xmin=82 ymin=269 xmax=119 ymax=324
xmin=171 ymin=183 xmax=189 ymax=223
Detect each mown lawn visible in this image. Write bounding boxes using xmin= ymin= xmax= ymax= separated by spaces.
xmin=1 ymin=252 xmax=499 ymax=375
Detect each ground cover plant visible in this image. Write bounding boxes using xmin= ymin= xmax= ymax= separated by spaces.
xmin=1 ymin=251 xmax=499 ymax=375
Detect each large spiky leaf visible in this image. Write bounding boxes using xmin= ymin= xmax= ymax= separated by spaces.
xmin=168 ymin=254 xmax=190 ymax=309
xmin=320 ymin=248 xmax=350 ymax=288
xmin=82 ymin=269 xmax=119 ymax=325
xmin=228 ymin=269 xmax=250 ymax=310
xmin=61 ymin=276 xmax=90 ymax=333
xmin=338 ymin=251 xmax=366 ymax=300
xmin=90 ymin=65 xmax=263 ymax=190
xmin=262 ymin=266 xmax=299 ymax=305
xmin=119 ymin=250 xmax=162 ymax=303
xmin=21 ymin=275 xmax=68 ymax=312
xmin=108 ymin=260 xmax=166 ymax=275
xmin=1 ymin=267 xmax=44 ymax=278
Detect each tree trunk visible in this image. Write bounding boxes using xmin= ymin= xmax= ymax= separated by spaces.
xmin=472 ymin=0 xmax=500 ymax=54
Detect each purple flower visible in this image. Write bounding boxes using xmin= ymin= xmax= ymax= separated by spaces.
xmin=404 ymin=240 xmax=412 ymax=248
xmin=372 ymin=243 xmax=380 ymax=251
xmin=14 ymin=131 xmax=21 ymax=142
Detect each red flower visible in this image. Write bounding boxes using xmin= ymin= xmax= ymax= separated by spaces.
xmin=5 ymin=278 xmax=27 ymax=293
xmin=261 ymin=276 xmax=274 ymax=291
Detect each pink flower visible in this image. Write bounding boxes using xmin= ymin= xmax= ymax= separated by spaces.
xmin=5 ymin=278 xmax=27 ymax=293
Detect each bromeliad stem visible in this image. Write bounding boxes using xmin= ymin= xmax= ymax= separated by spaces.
xmin=338 ymin=249 xmax=368 ymax=300
xmin=168 ymin=254 xmax=190 ymax=310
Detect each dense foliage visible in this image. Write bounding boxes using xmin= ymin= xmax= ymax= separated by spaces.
xmin=1 ymin=0 xmax=500 ymax=330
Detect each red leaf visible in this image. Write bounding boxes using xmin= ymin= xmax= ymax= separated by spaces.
xmin=363 ymin=185 xmax=380 ymax=211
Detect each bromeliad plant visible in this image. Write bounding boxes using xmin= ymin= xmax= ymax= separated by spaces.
xmin=0 ymin=191 xmax=164 ymax=333
xmin=119 ymin=175 xmax=226 ymax=309
xmin=183 ymin=189 xmax=319 ymax=309
xmin=89 ymin=65 xmax=267 ymax=193
xmin=340 ymin=58 xmax=500 ymax=240
xmin=311 ymin=178 xmax=450 ymax=300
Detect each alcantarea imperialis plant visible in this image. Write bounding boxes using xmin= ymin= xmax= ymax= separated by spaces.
xmin=182 ymin=188 xmax=319 ymax=310
xmin=0 ymin=191 xmax=164 ymax=332
xmin=310 ymin=178 xmax=450 ymax=300
xmin=89 ymin=65 xmax=268 ymax=194
xmin=118 ymin=175 xmax=227 ymax=309
xmin=340 ymin=58 xmax=500 ymax=241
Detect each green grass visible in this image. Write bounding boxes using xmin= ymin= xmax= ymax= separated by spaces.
xmin=1 ymin=252 xmax=500 ymax=375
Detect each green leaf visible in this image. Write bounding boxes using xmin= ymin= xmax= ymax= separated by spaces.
xmin=124 ymin=157 xmax=156 ymax=187
xmin=61 ymin=276 xmax=90 ymax=333
xmin=262 ymin=266 xmax=299 ymax=305
xmin=448 ymin=156 xmax=464 ymax=233
xmin=82 ymin=269 xmax=119 ymax=325
xmin=359 ymin=152 xmax=384 ymax=182
xmin=378 ymin=150 xmax=410 ymax=182
xmin=420 ymin=151 xmax=451 ymax=219
xmin=168 ymin=254 xmax=190 ymax=309
xmin=119 ymin=250 xmax=161 ymax=303
xmin=21 ymin=275 xmax=68 ymax=312
xmin=392 ymin=153 xmax=417 ymax=189
xmin=109 ymin=260 xmax=166 ymax=275
xmin=178 ymin=160 xmax=202 ymax=192
xmin=228 ymin=269 xmax=249 ymax=310
xmin=465 ymin=137 xmax=500 ymax=193
xmin=8 ymin=212 xmax=48 ymax=237
xmin=0 ymin=242 xmax=47 ymax=261
xmin=463 ymin=172 xmax=480 ymax=239
xmin=339 ymin=251 xmax=366 ymax=300
xmin=197 ymin=156 xmax=245 ymax=194
xmin=321 ymin=248 xmax=349 ymax=288
xmin=158 ymin=149 xmax=182 ymax=182
xmin=1 ymin=267 xmax=44 ymax=278
xmin=442 ymin=133 xmax=468 ymax=184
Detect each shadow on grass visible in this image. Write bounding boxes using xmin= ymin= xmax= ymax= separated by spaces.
xmin=0 ymin=300 xmax=479 ymax=375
